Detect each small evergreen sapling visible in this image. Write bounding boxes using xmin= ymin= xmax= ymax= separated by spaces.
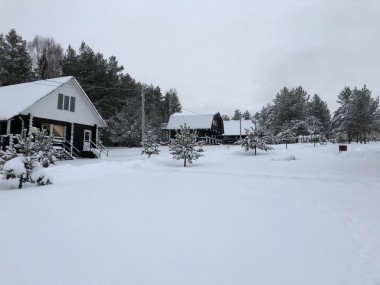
xmin=276 ymin=121 xmax=297 ymax=149
xmin=169 ymin=124 xmax=204 ymax=167
xmin=141 ymin=128 xmax=160 ymax=158
xmin=237 ymin=127 xmax=274 ymax=155
xmin=0 ymin=129 xmax=55 ymax=189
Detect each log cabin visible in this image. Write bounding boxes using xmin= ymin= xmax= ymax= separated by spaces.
xmin=0 ymin=76 xmax=108 ymax=158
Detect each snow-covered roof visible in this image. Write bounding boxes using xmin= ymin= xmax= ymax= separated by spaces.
xmin=0 ymin=77 xmax=106 ymax=127
xmin=0 ymin=77 xmax=73 ymax=121
xmin=222 ymin=120 xmax=255 ymax=136
xmin=167 ymin=112 xmax=217 ymax=130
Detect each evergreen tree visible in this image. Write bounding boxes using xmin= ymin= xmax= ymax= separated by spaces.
xmin=307 ymin=94 xmax=331 ymax=135
xmin=350 ymin=86 xmax=379 ymax=143
xmin=237 ymin=128 xmax=274 ymax=156
xmin=0 ymin=34 xmax=6 ymax=85
xmin=242 ymin=110 xmax=251 ymax=120
xmin=59 ymin=42 xmax=182 ymax=146
xmin=0 ymin=29 xmax=33 ymax=86
xmin=61 ymin=45 xmax=79 ymax=76
xmin=232 ymin=109 xmax=242 ymax=120
xmin=221 ymin=115 xmax=230 ymax=121
xmin=169 ymin=124 xmax=204 ymax=167
xmin=0 ymin=130 xmax=54 ymax=189
xmin=332 ymin=86 xmax=379 ymax=143
xmin=141 ymin=128 xmax=160 ymax=158
xmin=272 ymin=86 xmax=309 ymax=134
xmin=254 ymin=104 xmax=275 ymax=135
xmin=163 ymin=89 xmax=182 ymax=122
xmin=276 ymin=121 xmax=297 ymax=149
xmin=331 ymin=87 xmax=353 ymax=142
xmin=104 ymin=99 xmax=142 ymax=147
xmin=304 ymin=116 xmax=324 ymax=147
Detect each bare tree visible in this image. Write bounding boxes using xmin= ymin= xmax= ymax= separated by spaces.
xmin=28 ymin=35 xmax=63 ymax=79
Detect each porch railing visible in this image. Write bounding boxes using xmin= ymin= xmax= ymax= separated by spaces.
xmin=53 ymin=137 xmax=80 ymax=159
xmin=89 ymin=140 xmax=109 ymax=158
xmin=197 ymin=136 xmax=222 ymax=145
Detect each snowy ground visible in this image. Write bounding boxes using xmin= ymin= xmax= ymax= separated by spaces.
xmin=1 ymin=143 xmax=380 ymax=285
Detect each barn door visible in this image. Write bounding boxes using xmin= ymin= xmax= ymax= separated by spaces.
xmin=83 ymin=130 xmax=92 ymax=151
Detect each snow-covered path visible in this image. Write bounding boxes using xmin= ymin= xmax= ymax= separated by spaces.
xmin=1 ymin=143 xmax=380 ymax=284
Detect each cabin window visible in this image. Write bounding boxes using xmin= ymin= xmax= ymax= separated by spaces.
xmin=64 ymin=96 xmax=70 ymax=110
xmin=58 ymin=94 xmax=76 ymax=112
xmin=57 ymin=94 xmax=64 ymax=109
xmin=70 ymin=97 xmax=76 ymax=112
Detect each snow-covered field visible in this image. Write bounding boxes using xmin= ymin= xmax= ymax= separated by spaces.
xmin=1 ymin=143 xmax=380 ymax=285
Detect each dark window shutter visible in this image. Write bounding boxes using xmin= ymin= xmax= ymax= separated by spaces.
xmin=70 ymin=97 xmax=76 ymax=112
xmin=58 ymin=94 xmax=63 ymax=109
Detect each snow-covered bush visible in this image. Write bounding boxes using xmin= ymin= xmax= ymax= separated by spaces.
xmin=141 ymin=128 xmax=160 ymax=158
xmin=0 ymin=129 xmax=55 ymax=189
xmin=169 ymin=124 xmax=204 ymax=167
xmin=237 ymin=127 xmax=274 ymax=155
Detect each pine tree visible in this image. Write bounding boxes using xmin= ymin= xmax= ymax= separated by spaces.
xmin=169 ymin=124 xmax=204 ymax=167
xmin=232 ymin=109 xmax=242 ymax=120
xmin=332 ymin=86 xmax=379 ymax=143
xmin=242 ymin=110 xmax=251 ymax=120
xmin=141 ymin=128 xmax=160 ymax=158
xmin=272 ymin=86 xmax=309 ymax=134
xmin=237 ymin=128 xmax=274 ymax=156
xmin=332 ymin=87 xmax=353 ymax=142
xmin=307 ymin=94 xmax=331 ymax=135
xmin=276 ymin=121 xmax=296 ymax=149
xmin=304 ymin=116 xmax=323 ymax=146
xmin=0 ymin=29 xmax=33 ymax=86
xmin=221 ymin=115 xmax=230 ymax=121
xmin=0 ymin=130 xmax=55 ymax=189
xmin=163 ymin=89 xmax=182 ymax=122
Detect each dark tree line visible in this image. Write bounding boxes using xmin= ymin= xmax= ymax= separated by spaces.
xmin=332 ymin=86 xmax=379 ymax=143
xmin=0 ymin=29 xmax=182 ymax=147
xmin=253 ymin=86 xmax=379 ymax=145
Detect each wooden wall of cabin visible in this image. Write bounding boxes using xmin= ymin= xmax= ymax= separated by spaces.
xmin=0 ymin=121 xmax=6 ymax=135
xmin=9 ymin=116 xmax=24 ymax=135
xmin=72 ymin=123 xmax=97 ymax=152
xmin=210 ymin=114 xmax=224 ymax=135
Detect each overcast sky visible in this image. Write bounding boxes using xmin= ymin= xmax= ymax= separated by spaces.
xmin=1 ymin=0 xmax=379 ymax=115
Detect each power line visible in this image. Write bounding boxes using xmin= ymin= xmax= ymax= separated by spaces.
xmin=181 ymin=106 xmax=212 ymax=115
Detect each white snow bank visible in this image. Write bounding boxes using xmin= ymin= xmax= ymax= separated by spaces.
xmin=1 ymin=143 xmax=380 ymax=285
xmin=271 ymin=154 xmax=296 ymax=161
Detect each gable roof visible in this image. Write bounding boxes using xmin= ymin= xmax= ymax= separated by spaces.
xmin=167 ymin=112 xmax=217 ymax=130
xmin=222 ymin=120 xmax=255 ymax=136
xmin=0 ymin=77 xmax=106 ymax=127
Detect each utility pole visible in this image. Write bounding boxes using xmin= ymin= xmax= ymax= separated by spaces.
xmin=141 ymin=86 xmax=145 ymax=140
xmin=239 ymin=111 xmax=242 ymax=139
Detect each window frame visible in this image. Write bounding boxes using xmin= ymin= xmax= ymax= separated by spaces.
xmin=58 ymin=94 xmax=76 ymax=112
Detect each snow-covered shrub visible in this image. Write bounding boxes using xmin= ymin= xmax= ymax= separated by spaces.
xmin=0 ymin=129 xmax=55 ymax=189
xmin=169 ymin=124 xmax=204 ymax=167
xmin=237 ymin=127 xmax=274 ymax=156
xmin=141 ymin=128 xmax=160 ymax=158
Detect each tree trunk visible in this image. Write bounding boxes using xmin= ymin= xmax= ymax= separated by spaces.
xmin=254 ymin=146 xmax=257 ymax=156
xmin=18 ymin=176 xmax=23 ymax=189
xmin=184 ymin=157 xmax=187 ymax=167
xmin=286 ymin=142 xmax=287 ymax=149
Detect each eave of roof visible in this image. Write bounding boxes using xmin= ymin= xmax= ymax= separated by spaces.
xmin=0 ymin=76 xmax=72 ymax=121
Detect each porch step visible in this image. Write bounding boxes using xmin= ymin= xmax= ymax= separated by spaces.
xmin=79 ymin=151 xmax=98 ymax=159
